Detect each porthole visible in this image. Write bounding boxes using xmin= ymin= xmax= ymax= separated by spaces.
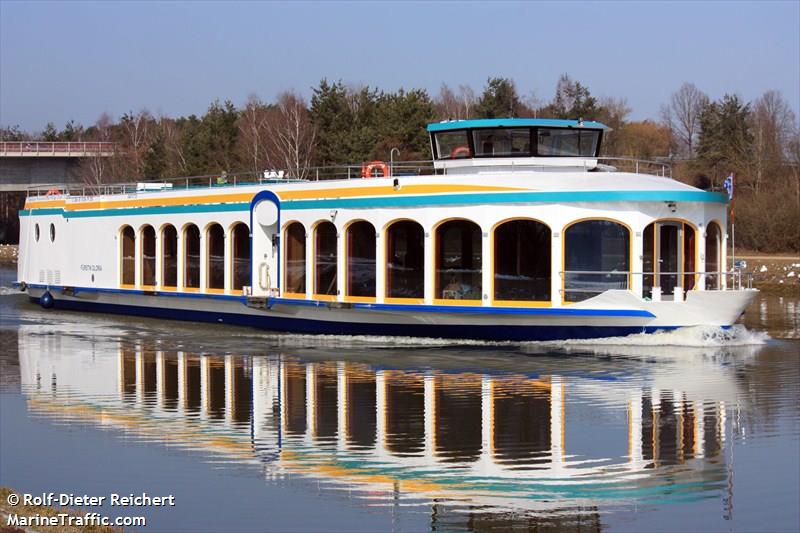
xmin=34 ymin=224 xmax=40 ymax=242
xmin=49 ymin=223 xmax=56 ymax=242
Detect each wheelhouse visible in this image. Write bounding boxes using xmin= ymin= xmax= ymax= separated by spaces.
xmin=428 ymin=118 xmax=607 ymax=164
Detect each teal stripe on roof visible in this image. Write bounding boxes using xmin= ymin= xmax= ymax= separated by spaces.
xmin=282 ymin=190 xmax=728 ymax=210
xmin=427 ymin=118 xmax=608 ymax=132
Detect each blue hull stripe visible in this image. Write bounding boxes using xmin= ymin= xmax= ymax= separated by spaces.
xmin=31 ymin=296 xmax=668 ymax=342
xmin=25 ymin=284 xmax=654 ymax=318
xmin=19 ymin=190 xmax=726 ymax=218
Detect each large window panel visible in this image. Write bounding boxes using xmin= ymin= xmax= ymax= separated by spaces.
xmin=284 ymin=222 xmax=306 ymax=295
xmin=705 ymin=222 xmax=721 ymax=290
xmin=231 ymin=223 xmax=250 ymax=291
xmin=162 ymin=225 xmax=177 ymax=288
xmin=207 ymin=223 xmax=225 ymax=290
xmin=494 ymin=219 xmax=551 ymax=302
xmin=121 ymin=226 xmax=135 ymax=286
xmin=435 ymin=219 xmax=482 ymax=301
xmin=141 ymin=225 xmax=156 ymax=287
xmin=564 ymin=220 xmax=630 ymax=302
xmin=346 ymin=221 xmax=376 ymax=298
xmin=386 ymin=220 xmax=424 ymax=299
xmin=183 ymin=224 xmax=200 ymax=289
xmin=314 ymin=221 xmax=337 ymax=296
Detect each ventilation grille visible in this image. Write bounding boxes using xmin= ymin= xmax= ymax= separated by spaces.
xmin=39 ymin=270 xmax=45 ymax=283
xmin=46 ymin=270 xmax=53 ymax=285
xmin=53 ymin=270 xmax=61 ymax=286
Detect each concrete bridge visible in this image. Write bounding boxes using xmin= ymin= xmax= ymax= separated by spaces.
xmin=0 ymin=141 xmax=115 ymax=243
xmin=0 ymin=141 xmax=114 ymax=192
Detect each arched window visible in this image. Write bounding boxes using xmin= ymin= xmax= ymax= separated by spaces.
xmin=121 ymin=226 xmax=135 ymax=286
xmin=141 ymin=225 xmax=156 ymax=287
xmin=386 ymin=220 xmax=424 ymax=300
xmin=162 ymin=225 xmax=178 ymax=288
xmin=231 ymin=223 xmax=250 ymax=292
xmin=564 ymin=219 xmax=630 ymax=302
xmin=183 ymin=224 xmax=200 ymax=290
xmin=706 ymin=222 xmax=721 ymax=290
xmin=494 ymin=219 xmax=551 ymax=302
xmin=314 ymin=221 xmax=337 ymax=297
xmin=435 ymin=219 xmax=482 ymax=301
xmin=346 ymin=221 xmax=376 ymax=298
xmin=284 ymin=222 xmax=306 ymax=295
xmin=207 ymin=223 xmax=225 ymax=291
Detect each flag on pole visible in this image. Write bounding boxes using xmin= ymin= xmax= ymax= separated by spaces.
xmin=723 ymin=174 xmax=734 ymax=200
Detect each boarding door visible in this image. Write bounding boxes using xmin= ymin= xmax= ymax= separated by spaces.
xmin=251 ymin=198 xmax=280 ymax=298
xmin=643 ymin=221 xmax=695 ymax=300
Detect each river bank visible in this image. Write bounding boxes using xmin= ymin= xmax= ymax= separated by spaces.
xmin=1 ymin=245 xmax=797 ymax=294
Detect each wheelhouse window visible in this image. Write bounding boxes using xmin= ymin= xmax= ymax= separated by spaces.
xmin=564 ymin=220 xmax=630 ymax=302
xmin=433 ymin=130 xmax=471 ymax=160
xmin=121 ymin=225 xmax=135 ymax=286
xmin=705 ymin=222 xmax=721 ymax=290
xmin=346 ymin=221 xmax=376 ymax=298
xmin=207 ymin=223 xmax=225 ymax=291
xmin=537 ymin=128 xmax=600 ymax=157
xmin=386 ymin=220 xmax=424 ymax=299
xmin=284 ymin=222 xmax=306 ymax=295
xmin=183 ymin=224 xmax=200 ymax=289
xmin=473 ymin=128 xmax=531 ymax=157
xmin=231 ymin=223 xmax=250 ymax=291
xmin=141 ymin=225 xmax=156 ymax=287
xmin=494 ymin=219 xmax=551 ymax=302
xmin=435 ymin=219 xmax=481 ymax=301
xmin=162 ymin=225 xmax=178 ymax=288
xmin=314 ymin=221 xmax=337 ymax=297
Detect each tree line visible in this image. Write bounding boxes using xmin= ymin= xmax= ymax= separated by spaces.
xmin=1 ymin=75 xmax=798 ymax=252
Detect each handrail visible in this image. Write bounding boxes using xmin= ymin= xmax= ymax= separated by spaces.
xmin=0 ymin=141 xmax=115 ymax=155
xmin=560 ymin=270 xmax=753 ymax=291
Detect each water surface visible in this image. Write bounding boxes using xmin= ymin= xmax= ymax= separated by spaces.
xmin=1 ymin=265 xmax=798 ymax=532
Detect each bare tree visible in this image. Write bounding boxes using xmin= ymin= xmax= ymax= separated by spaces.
xmin=457 ymin=84 xmax=476 ymax=119
xmin=237 ymin=94 xmax=271 ymax=174
xmin=265 ymin=91 xmax=316 ymax=179
xmin=660 ymin=82 xmax=709 ymax=157
xmin=160 ymin=117 xmax=188 ymax=175
xmin=78 ymin=113 xmax=114 ymax=192
xmin=120 ymin=109 xmax=154 ymax=178
xmin=750 ymin=90 xmax=796 ymax=192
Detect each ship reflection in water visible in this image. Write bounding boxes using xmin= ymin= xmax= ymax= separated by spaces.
xmin=17 ymin=326 xmax=742 ymax=529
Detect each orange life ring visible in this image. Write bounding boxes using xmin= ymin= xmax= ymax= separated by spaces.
xmin=450 ymin=146 xmax=471 ymax=159
xmin=361 ymin=160 xmax=389 ymax=178
xmin=45 ymin=188 xmax=62 ymax=196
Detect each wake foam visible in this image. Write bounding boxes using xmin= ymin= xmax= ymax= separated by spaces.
xmin=0 ymin=286 xmax=23 ymax=296
xmin=547 ymin=324 xmax=769 ymax=347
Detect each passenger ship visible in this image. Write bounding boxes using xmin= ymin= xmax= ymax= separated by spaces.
xmin=16 ymin=118 xmax=756 ymax=341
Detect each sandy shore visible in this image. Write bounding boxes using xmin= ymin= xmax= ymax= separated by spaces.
xmin=2 ymin=245 xmax=797 ymax=294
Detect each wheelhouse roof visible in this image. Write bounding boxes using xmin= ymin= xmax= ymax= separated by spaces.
xmin=426 ymin=118 xmax=609 ymax=132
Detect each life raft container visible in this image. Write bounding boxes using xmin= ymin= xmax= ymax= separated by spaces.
xmin=361 ymin=161 xmax=389 ymax=178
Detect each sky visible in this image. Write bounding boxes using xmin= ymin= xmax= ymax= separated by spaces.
xmin=1 ymin=0 xmax=798 ymax=133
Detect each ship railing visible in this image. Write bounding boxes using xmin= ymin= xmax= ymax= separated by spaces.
xmin=595 ymin=157 xmax=672 ymax=178
xmin=560 ymin=270 xmax=754 ymax=297
xmin=23 ymin=160 xmax=438 ymax=199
